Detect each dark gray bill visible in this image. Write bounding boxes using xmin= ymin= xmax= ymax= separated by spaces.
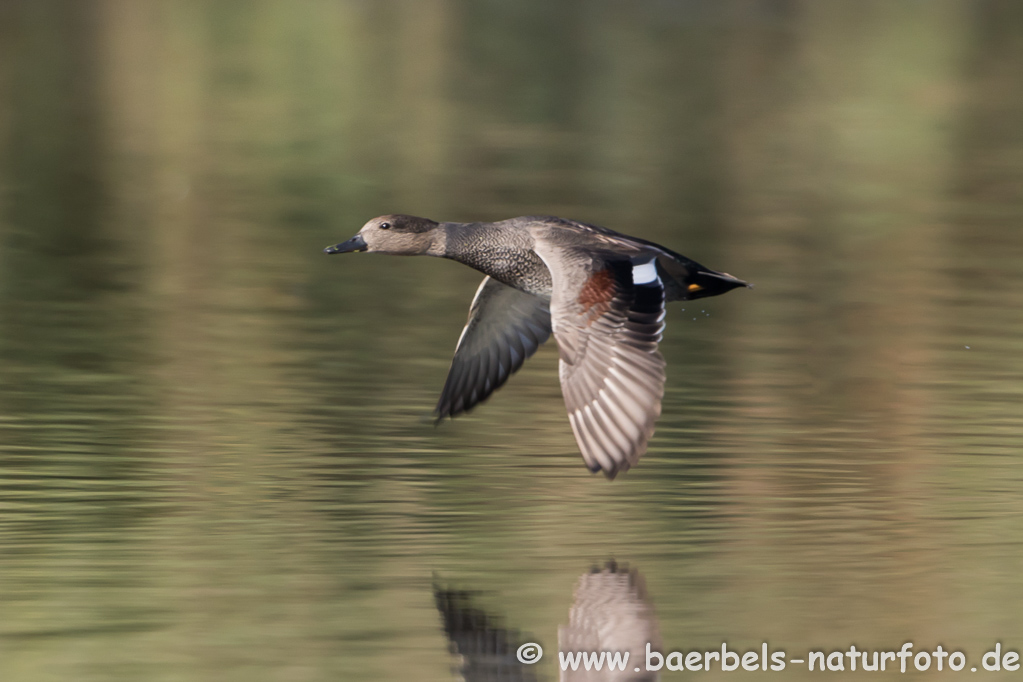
xmin=324 ymin=234 xmax=367 ymax=254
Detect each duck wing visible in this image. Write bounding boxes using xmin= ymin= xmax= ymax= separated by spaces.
xmin=435 ymin=276 xmax=552 ymax=420
xmin=533 ymin=246 xmax=666 ymax=478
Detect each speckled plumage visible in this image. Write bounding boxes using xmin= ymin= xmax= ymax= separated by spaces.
xmin=326 ymin=214 xmax=749 ymax=478
xmin=442 ymin=221 xmax=552 ymax=297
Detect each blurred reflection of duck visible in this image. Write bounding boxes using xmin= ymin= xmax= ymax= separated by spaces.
xmin=434 ymin=560 xmax=661 ymax=682
xmin=327 ymin=215 xmax=747 ymax=478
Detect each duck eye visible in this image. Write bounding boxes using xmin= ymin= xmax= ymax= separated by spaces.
xmin=379 ymin=222 xmax=391 ymax=230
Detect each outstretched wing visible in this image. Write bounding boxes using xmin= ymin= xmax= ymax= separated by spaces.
xmin=435 ymin=276 xmax=552 ymax=419
xmin=536 ymin=249 xmax=667 ymax=478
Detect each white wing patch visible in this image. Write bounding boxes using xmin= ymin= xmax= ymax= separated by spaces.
xmin=632 ymin=260 xmax=659 ymax=285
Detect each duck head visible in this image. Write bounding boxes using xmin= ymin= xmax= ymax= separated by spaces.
xmin=325 ymin=215 xmax=445 ymax=256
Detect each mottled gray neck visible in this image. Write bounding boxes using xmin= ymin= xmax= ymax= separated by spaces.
xmin=440 ymin=222 xmax=552 ymax=297
xmin=440 ymin=222 xmax=504 ymax=270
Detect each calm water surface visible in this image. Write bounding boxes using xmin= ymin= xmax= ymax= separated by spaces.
xmin=2 ymin=2 xmax=1023 ymax=681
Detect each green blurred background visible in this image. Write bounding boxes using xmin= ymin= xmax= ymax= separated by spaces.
xmin=1 ymin=1 xmax=1022 ymax=680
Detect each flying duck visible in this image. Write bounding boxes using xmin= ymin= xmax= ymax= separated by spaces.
xmin=326 ymin=214 xmax=748 ymax=478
